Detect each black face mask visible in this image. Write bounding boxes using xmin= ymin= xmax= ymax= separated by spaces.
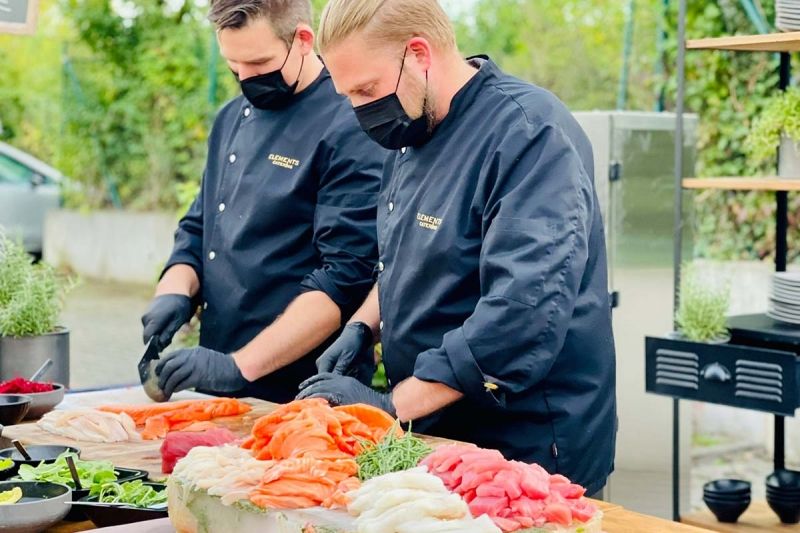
xmin=354 ymin=50 xmax=432 ymax=150
xmin=238 ymin=35 xmax=304 ymax=110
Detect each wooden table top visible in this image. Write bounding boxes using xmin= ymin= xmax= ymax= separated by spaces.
xmin=3 ymin=388 xmax=714 ymax=533
xmin=682 ymin=500 xmax=797 ymax=532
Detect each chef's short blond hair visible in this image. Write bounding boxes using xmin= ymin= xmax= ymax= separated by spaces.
xmin=318 ymin=0 xmax=456 ymax=53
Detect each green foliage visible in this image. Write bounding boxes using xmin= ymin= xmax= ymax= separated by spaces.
xmin=1 ymin=0 xmax=797 ymax=267
xmin=0 ymin=0 xmax=237 ymax=210
xmin=745 ymin=88 xmax=800 ymax=165
xmin=665 ymin=1 xmax=800 ymax=263
xmin=0 ymin=235 xmax=76 ymax=337
xmin=453 ymin=0 xmax=660 ymax=110
xmin=675 ymin=263 xmax=730 ymax=342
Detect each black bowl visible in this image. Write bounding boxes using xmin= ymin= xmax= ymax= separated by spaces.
xmin=703 ymin=479 xmax=751 ymax=495
xmin=0 ymin=445 xmax=81 ymax=468
xmin=766 ymin=490 xmax=800 ymax=502
xmin=766 ymin=485 xmax=800 ymax=494
xmin=766 ymin=483 xmax=800 ymax=493
xmin=63 ymin=467 xmax=150 ymax=522
xmin=767 ymin=493 xmax=800 ymax=524
xmin=0 ymin=395 xmax=31 ymax=425
xmin=703 ymin=496 xmax=751 ymax=523
xmin=767 ymin=469 xmax=800 ymax=490
xmin=703 ymin=491 xmax=751 ymax=502
xmin=79 ymin=482 xmax=168 ymax=528
xmin=0 ymin=480 xmax=72 ymax=532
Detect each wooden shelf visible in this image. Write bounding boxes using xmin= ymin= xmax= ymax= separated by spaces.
xmin=683 ymin=177 xmax=800 ymax=191
xmin=686 ymin=31 xmax=800 ymax=52
xmin=682 ymin=500 xmax=788 ymax=532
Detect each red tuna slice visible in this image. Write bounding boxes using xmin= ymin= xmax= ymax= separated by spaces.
xmin=469 ymin=495 xmax=510 ymax=518
xmin=514 ymin=515 xmax=535 ymax=529
xmin=515 ymin=462 xmax=550 ymax=500
xmin=452 ymin=456 xmax=508 ymax=483
xmin=462 ymin=488 xmax=478 ymax=504
xmin=420 ymin=444 xmax=475 ymax=471
xmin=458 ymin=448 xmax=505 ymax=464
xmin=549 ymin=473 xmax=571 ymax=485
xmin=437 ymin=470 xmax=460 ymax=490
xmin=509 ymin=495 xmax=546 ymax=519
xmin=433 ymin=445 xmax=475 ymax=472
xmin=160 ymin=428 xmax=238 ymax=473
xmin=458 ymin=469 xmax=499 ymax=492
xmin=491 ymin=516 xmax=523 ymax=532
xmin=550 ymin=482 xmax=586 ymax=500
xmin=495 ymin=467 xmax=523 ymax=500
xmin=543 ymin=501 xmax=573 ymax=526
xmin=476 ymin=483 xmax=507 ymax=498
xmin=568 ymin=498 xmax=599 ymax=523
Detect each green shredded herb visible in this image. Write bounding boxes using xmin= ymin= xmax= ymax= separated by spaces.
xmin=0 ymin=458 xmax=13 ymax=471
xmin=91 ymin=480 xmax=167 ymax=509
xmin=356 ymin=421 xmax=432 ymax=481
xmin=17 ymin=452 xmax=117 ymax=489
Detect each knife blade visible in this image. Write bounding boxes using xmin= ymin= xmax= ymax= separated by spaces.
xmin=138 ymin=337 xmax=160 ymax=385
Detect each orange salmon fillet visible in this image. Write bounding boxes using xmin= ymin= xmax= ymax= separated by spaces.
xmin=250 ymin=457 xmax=359 ymax=510
xmin=99 ymin=398 xmax=251 ymax=440
xmin=244 ymin=399 xmax=399 ymax=461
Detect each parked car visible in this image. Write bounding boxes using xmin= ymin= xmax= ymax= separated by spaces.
xmin=0 ymin=142 xmax=63 ymax=255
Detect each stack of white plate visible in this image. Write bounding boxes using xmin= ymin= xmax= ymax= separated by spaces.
xmin=768 ymin=272 xmax=800 ymax=324
xmin=776 ymin=0 xmax=800 ymax=31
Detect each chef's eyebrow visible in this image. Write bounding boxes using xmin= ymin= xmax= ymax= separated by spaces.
xmin=349 ymin=79 xmax=379 ymax=95
xmin=241 ymin=55 xmax=276 ymax=65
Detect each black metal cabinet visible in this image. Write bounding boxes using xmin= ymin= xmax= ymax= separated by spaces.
xmin=646 ymin=335 xmax=800 ymax=416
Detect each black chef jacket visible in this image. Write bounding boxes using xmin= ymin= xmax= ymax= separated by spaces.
xmin=376 ymin=57 xmax=616 ymax=495
xmin=164 ymin=69 xmax=385 ymax=402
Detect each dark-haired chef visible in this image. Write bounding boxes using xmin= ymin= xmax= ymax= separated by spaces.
xmin=140 ymin=0 xmax=385 ymax=403
xmin=297 ymin=0 xmax=617 ymax=496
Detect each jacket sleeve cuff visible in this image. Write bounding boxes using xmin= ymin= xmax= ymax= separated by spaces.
xmin=413 ymin=328 xmax=505 ymax=408
xmin=160 ymin=252 xmax=202 ymax=282
xmin=300 ymin=269 xmax=354 ymax=315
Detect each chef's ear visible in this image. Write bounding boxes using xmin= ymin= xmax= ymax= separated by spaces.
xmin=406 ymin=37 xmax=432 ymax=73
xmin=296 ymin=23 xmax=316 ymax=56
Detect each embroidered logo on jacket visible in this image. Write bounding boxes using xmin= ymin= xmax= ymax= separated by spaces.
xmin=416 ymin=212 xmax=443 ymax=231
xmin=268 ymin=154 xmax=300 ymax=170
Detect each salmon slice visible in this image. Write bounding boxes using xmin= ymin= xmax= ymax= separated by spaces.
xmin=333 ymin=404 xmax=398 ymax=437
xmin=171 ymin=421 xmax=219 ymax=432
xmin=249 ymin=457 xmax=360 ymax=510
xmin=141 ymin=415 xmax=170 ymax=440
xmin=244 ymin=399 xmax=400 ymax=462
xmin=100 ymin=398 xmax=251 ymax=440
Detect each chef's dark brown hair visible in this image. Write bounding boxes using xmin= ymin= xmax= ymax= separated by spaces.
xmin=209 ymin=0 xmax=312 ymax=46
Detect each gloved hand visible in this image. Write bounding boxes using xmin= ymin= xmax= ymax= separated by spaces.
xmin=315 ymin=322 xmax=376 ymax=385
xmin=142 ymin=294 xmax=194 ymax=351
xmin=296 ymin=373 xmax=395 ymax=416
xmin=156 ymin=346 xmax=248 ymax=397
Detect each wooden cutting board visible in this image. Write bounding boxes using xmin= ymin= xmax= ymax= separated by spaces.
xmin=0 ymin=388 xmax=278 ymax=479
xmin=0 ymin=387 xmax=456 ymax=479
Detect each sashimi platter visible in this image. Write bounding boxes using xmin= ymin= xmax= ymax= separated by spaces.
xmin=168 ymin=398 xmax=603 ymax=533
xmin=2 ymin=394 xmax=602 ymax=533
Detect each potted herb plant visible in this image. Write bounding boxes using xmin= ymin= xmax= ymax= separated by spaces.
xmin=674 ymin=263 xmax=731 ymax=344
xmin=0 ymin=235 xmax=75 ymax=386
xmin=745 ymin=88 xmax=800 ymax=179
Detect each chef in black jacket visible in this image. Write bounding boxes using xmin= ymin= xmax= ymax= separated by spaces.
xmin=140 ymin=0 xmax=384 ymax=403
xmin=297 ymin=0 xmax=617 ymax=495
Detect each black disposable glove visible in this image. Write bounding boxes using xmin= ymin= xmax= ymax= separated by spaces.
xmin=156 ymin=346 xmax=247 ymax=397
xmin=315 ymin=322 xmax=376 ymax=385
xmin=141 ymin=294 xmax=193 ymax=351
xmin=296 ymin=373 xmax=395 ymax=416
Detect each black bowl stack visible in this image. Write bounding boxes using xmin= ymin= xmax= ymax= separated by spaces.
xmin=766 ymin=469 xmax=800 ymax=524
xmin=703 ymin=479 xmax=751 ymax=523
